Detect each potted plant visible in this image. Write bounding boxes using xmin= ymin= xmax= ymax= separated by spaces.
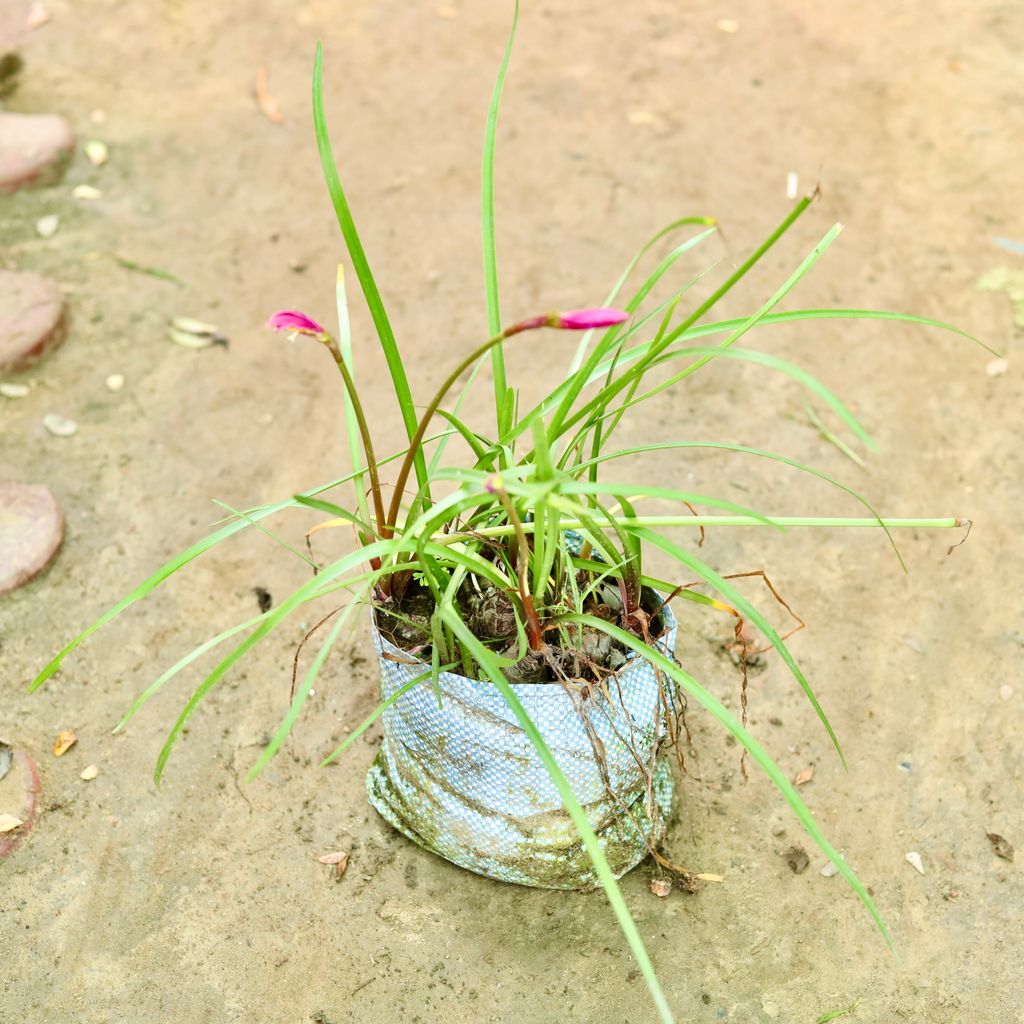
xmin=31 ymin=14 xmax=980 ymax=1024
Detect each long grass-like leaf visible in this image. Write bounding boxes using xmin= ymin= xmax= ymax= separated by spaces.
xmin=574 ymin=439 xmax=904 ymax=567
xmin=335 ymin=265 xmax=373 ymax=528
xmin=635 ymin=528 xmax=845 ymax=768
xmin=152 ymin=540 xmax=395 ymax=784
xmin=564 ymin=613 xmax=890 ymax=948
xmin=319 ymin=664 xmax=456 ymax=766
xmin=441 ymin=609 xmax=676 ymax=1024
xmin=481 ymin=0 xmax=519 ymax=430
xmin=312 ymin=43 xmax=429 ymax=497
xmin=247 ymin=582 xmax=370 ymax=780
xmin=567 ymin=215 xmax=717 ymax=375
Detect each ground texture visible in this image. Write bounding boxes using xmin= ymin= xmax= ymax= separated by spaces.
xmin=1 ymin=1 xmax=1022 ymax=1022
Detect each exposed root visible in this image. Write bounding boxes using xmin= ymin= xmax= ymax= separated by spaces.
xmin=948 ymin=518 xmax=973 ymax=554
xmin=290 ymin=606 xmax=344 ymax=702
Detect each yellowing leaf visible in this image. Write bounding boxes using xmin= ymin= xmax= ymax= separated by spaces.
xmin=52 ymin=730 xmax=77 ymax=756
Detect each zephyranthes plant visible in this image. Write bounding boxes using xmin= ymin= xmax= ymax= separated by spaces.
xmin=31 ymin=8 xmax=983 ymax=1023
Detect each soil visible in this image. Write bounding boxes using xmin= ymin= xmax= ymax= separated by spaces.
xmin=2 ymin=1 xmax=1022 ymax=1022
xmin=375 ymin=576 xmax=660 ymax=683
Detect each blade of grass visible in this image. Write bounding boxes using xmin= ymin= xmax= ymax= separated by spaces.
xmin=312 ymin=42 xmax=429 ymax=498
xmin=152 ymin=539 xmax=395 ymax=785
xmin=482 ymin=0 xmax=519 ymax=433
xmin=441 ymin=608 xmax=676 ymax=1024
xmin=113 ymin=613 xmax=264 ymax=733
xmin=804 ymin=401 xmax=866 ymax=468
xmin=567 ymin=215 xmax=717 ymax=375
xmin=550 ymin=227 xmax=718 ymax=434
xmin=335 ymin=265 xmax=373 ymax=529
xmin=211 ymin=499 xmax=319 ymax=567
xmin=320 ymin=663 xmax=457 ymax=765
xmin=436 ymin=515 xmax=960 ymax=546
xmin=635 ymin=528 xmax=846 ymax=768
xmin=29 ymin=437 xmax=456 ymax=692
xmin=572 ymin=438 xmax=904 ymax=567
xmin=553 ymin=222 xmax=845 ymax=447
xmin=564 ymin=613 xmax=891 ymax=949
xmin=247 ymin=581 xmax=371 ymax=780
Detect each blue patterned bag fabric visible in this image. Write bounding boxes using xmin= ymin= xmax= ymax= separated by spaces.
xmin=365 ymin=600 xmax=678 ymax=890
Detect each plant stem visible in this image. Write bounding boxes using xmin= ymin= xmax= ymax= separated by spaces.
xmin=490 ymin=481 xmax=544 ymax=650
xmin=383 ymin=316 xmax=556 ymax=535
xmin=319 ymin=336 xmax=387 ymax=539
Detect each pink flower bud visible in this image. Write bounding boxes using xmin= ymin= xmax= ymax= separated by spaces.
xmin=266 ymin=309 xmax=327 ymax=336
xmin=484 ymin=474 xmax=504 ymax=495
xmin=554 ymin=307 xmax=629 ymax=330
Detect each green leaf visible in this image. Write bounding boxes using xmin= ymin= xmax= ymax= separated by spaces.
xmin=440 ymin=608 xmax=676 ymax=1024
xmin=565 ymin=613 xmax=891 ymax=949
xmin=313 ymin=42 xmax=429 ymax=498
xmin=481 ymin=0 xmax=519 ymax=431
xmin=635 ymin=529 xmax=846 ymax=768
xmin=152 ymin=539 xmax=395 ymax=785
xmin=247 ymin=585 xmax=369 ymax=780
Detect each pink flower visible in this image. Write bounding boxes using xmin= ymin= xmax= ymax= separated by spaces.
xmin=554 ymin=307 xmax=629 ymax=330
xmin=484 ymin=474 xmax=504 ymax=494
xmin=266 ymin=309 xmax=326 ymax=336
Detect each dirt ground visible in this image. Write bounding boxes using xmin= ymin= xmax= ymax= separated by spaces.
xmin=2 ymin=1 xmax=1022 ymax=1021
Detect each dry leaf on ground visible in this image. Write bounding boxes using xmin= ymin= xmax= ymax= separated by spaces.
xmin=987 ymin=832 xmax=1014 ymax=862
xmin=52 ymin=730 xmax=77 ymax=756
xmin=316 ymin=850 xmax=350 ymax=879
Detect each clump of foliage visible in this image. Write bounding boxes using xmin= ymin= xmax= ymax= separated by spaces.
xmin=32 ymin=9 xmax=983 ymax=1022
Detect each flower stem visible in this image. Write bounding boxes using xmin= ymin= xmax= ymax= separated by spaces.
xmin=383 ymin=316 xmax=558 ymax=535
xmin=319 ymin=335 xmax=387 ymax=539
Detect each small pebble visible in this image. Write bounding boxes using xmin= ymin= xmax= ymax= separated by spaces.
xmin=84 ymin=140 xmax=109 ymax=166
xmin=898 ymin=759 xmax=913 ymax=772
xmin=716 ymin=17 xmax=739 ymax=32
xmin=786 ymin=171 xmax=798 ymax=199
xmin=901 ymin=634 xmax=924 ymax=654
xmin=820 ymin=861 xmax=839 ymax=878
xmin=0 ymin=270 xmax=67 ymax=372
xmin=628 ymin=110 xmax=658 ymax=126
xmin=42 ymin=412 xmax=77 ymax=436
xmin=72 ymin=183 xmax=102 ymax=200
xmin=986 ymin=357 xmax=1009 ymax=377
xmin=905 ymin=851 xmax=925 ymax=875
xmin=0 ymin=382 xmax=30 ymax=398
xmin=649 ymin=878 xmax=672 ymax=898
xmin=999 ymin=684 xmax=1013 ymax=701
xmin=80 ymin=764 xmax=98 ymax=781
xmin=105 ymin=373 xmax=125 ymax=392
xmin=0 ymin=111 xmax=74 ymax=191
xmin=0 ymin=482 xmax=64 ymax=593
xmin=26 ymin=2 xmax=50 ymax=29
xmin=35 ymin=214 xmax=59 ymax=238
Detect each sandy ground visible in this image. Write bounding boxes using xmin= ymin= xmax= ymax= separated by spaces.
xmin=2 ymin=1 xmax=1023 ymax=1021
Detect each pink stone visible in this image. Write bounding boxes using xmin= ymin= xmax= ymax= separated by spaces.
xmin=0 ymin=270 xmax=67 ymax=373
xmin=0 ymin=482 xmax=64 ymax=594
xmin=0 ymin=111 xmax=74 ymax=192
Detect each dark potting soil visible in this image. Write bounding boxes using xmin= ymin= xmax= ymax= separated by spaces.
xmin=373 ymin=577 xmax=667 ymax=684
